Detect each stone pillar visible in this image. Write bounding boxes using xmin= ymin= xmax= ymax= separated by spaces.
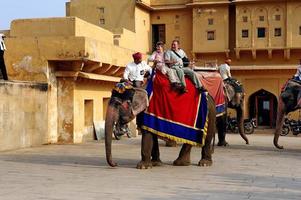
xmin=57 ymin=77 xmax=75 ymax=143
xmin=47 ymin=67 xmax=58 ymax=143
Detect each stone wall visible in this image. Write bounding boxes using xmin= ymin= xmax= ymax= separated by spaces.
xmin=0 ymin=81 xmax=48 ymax=151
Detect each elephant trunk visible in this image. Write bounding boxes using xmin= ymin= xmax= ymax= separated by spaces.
xmin=237 ymin=106 xmax=249 ymax=144
xmin=274 ymin=99 xmax=285 ymax=149
xmin=105 ymin=105 xmax=119 ymax=167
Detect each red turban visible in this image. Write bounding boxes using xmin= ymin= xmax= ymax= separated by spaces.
xmin=132 ymin=52 xmax=142 ymax=60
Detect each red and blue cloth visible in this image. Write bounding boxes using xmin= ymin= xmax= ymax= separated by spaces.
xmin=142 ymin=70 xmax=208 ymax=146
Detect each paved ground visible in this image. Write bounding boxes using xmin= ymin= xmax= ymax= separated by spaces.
xmin=0 ymin=130 xmax=301 ymax=200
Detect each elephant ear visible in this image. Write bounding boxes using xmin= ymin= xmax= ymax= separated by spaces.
xmin=131 ymin=88 xmax=149 ymax=116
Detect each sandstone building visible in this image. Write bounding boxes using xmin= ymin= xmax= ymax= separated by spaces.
xmin=1 ymin=0 xmax=301 ymax=150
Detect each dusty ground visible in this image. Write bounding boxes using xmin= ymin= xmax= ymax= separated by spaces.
xmin=0 ymin=129 xmax=300 ymax=200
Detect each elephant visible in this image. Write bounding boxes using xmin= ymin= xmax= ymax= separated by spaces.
xmin=274 ymin=79 xmax=301 ymax=149
xmin=136 ymin=94 xmax=216 ymax=169
xmin=197 ymin=72 xmax=249 ymax=146
xmin=105 ymin=71 xmax=216 ymax=168
xmin=105 ymin=83 xmax=149 ymax=167
xmin=222 ymin=81 xmax=249 ymax=145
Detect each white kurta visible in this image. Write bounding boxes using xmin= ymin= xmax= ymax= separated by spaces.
xmin=123 ymin=61 xmax=152 ymax=81
xmin=219 ymin=63 xmax=231 ymax=80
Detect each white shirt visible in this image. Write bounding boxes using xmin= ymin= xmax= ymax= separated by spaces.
xmin=123 ymin=61 xmax=152 ymax=81
xmin=294 ymin=65 xmax=301 ymax=80
xmin=219 ymin=63 xmax=231 ymax=80
xmin=0 ymin=34 xmax=6 ymax=51
xmin=165 ymin=49 xmax=187 ymax=68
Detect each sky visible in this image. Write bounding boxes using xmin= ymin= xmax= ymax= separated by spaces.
xmin=0 ymin=0 xmax=67 ymax=30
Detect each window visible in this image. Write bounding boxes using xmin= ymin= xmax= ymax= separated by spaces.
xmin=299 ymin=26 xmax=301 ymax=35
xmin=275 ymin=15 xmax=281 ymax=21
xmin=208 ymin=18 xmax=214 ymax=25
xmin=274 ymin=28 xmax=281 ymax=37
xmin=242 ymin=16 xmax=248 ymax=22
xmin=98 ymin=7 xmax=104 ymax=13
xmin=257 ymin=27 xmax=266 ymax=38
xmin=242 ymin=29 xmax=249 ymax=38
xmin=207 ymin=31 xmax=215 ymax=40
xmin=259 ymin=16 xmax=264 ymax=21
xmin=175 ymin=15 xmax=180 ymax=19
xmin=99 ymin=18 xmax=105 ymax=25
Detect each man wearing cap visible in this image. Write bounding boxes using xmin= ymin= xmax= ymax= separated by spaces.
xmin=0 ymin=33 xmax=8 ymax=80
xmin=124 ymin=52 xmax=152 ymax=88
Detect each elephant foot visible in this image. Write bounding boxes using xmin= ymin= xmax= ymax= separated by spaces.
xmin=198 ymin=159 xmax=213 ymax=167
xmin=151 ymin=159 xmax=163 ymax=167
xmin=217 ymin=141 xmax=229 ymax=147
xmin=173 ymin=158 xmax=190 ymax=166
xmin=136 ymin=161 xmax=152 ymax=169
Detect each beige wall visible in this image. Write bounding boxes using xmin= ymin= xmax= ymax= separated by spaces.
xmin=68 ymin=0 xmax=136 ymax=33
xmin=236 ymin=3 xmax=283 ymax=49
xmin=4 ymin=17 xmax=136 ymax=82
xmin=236 ymin=1 xmax=301 ymax=50
xmin=73 ymin=80 xmax=114 ymax=143
xmin=290 ymin=3 xmax=301 ymax=48
xmin=2 ymin=16 xmax=139 ymax=146
xmin=135 ymin=7 xmax=151 ymax=53
xmin=0 ymin=81 xmax=48 ymax=151
xmin=193 ymin=6 xmax=229 ymax=53
xmin=151 ymin=9 xmax=192 ymax=56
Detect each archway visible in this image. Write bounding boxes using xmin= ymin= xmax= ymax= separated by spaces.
xmin=249 ymin=89 xmax=278 ymax=128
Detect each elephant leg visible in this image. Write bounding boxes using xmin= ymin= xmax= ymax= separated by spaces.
xmin=151 ymin=134 xmax=163 ymax=166
xmin=198 ymin=136 xmax=213 ymax=167
xmin=173 ymin=144 xmax=192 ymax=166
xmin=217 ymin=114 xmax=228 ymax=146
xmin=274 ymin=98 xmax=286 ymax=149
xmin=136 ymin=130 xmax=153 ymax=169
xmin=199 ymin=96 xmax=216 ymax=167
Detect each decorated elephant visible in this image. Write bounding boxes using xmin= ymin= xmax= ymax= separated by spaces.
xmin=223 ymin=80 xmax=249 ymax=145
xmin=197 ymin=72 xmax=249 ymax=146
xmin=104 ymin=82 xmax=149 ymax=167
xmin=274 ymin=79 xmax=301 ymax=149
xmin=105 ymin=71 xmax=216 ymax=168
xmin=136 ymin=94 xmax=216 ymax=169
xmin=136 ymin=71 xmax=216 ymax=168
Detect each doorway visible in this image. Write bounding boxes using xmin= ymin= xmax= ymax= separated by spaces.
xmin=249 ymin=89 xmax=277 ymax=128
xmin=152 ymin=24 xmax=166 ymax=51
